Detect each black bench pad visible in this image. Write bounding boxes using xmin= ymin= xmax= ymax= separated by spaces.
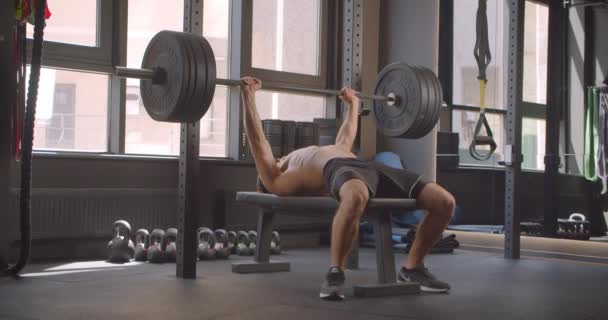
xmin=236 ymin=192 xmax=416 ymax=211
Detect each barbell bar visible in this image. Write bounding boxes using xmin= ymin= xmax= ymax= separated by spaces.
xmin=114 ymin=67 xmax=396 ymax=103
xmin=113 ymin=30 xmax=443 ymax=139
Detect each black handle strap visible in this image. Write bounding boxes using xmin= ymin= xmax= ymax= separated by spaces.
xmin=474 ymin=0 xmax=492 ymax=81
xmin=469 ymin=110 xmax=497 ymax=161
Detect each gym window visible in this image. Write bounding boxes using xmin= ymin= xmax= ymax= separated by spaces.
xmin=125 ymin=0 xmax=230 ymax=157
xmin=27 ymin=0 xmax=113 ymax=73
xmin=255 ymin=91 xmax=326 ymax=122
xmin=250 ymin=0 xmax=322 ymax=76
xmin=442 ymin=0 xmax=548 ymax=170
xmin=237 ymin=0 xmax=333 ymax=143
xmin=30 ymin=68 xmax=109 ymax=152
xmin=28 ymin=0 xmax=113 ymax=153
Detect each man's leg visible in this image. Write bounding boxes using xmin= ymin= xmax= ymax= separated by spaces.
xmin=397 ymin=183 xmax=454 ymax=293
xmin=404 ymin=183 xmax=455 ymax=269
xmin=331 ymin=179 xmax=369 ymax=268
xmin=321 ymin=179 xmax=368 ymax=301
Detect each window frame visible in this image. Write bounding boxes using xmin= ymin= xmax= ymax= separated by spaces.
xmin=231 ymin=0 xmax=336 ymax=160
xmin=439 ymin=0 xmax=549 ymax=169
xmin=30 ymin=0 xmax=335 ymax=160
xmin=27 ymin=0 xmax=115 ymax=73
xmin=240 ymin=0 xmax=330 ymax=89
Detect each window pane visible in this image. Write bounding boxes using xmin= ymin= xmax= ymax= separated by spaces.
xmin=252 ymin=0 xmax=321 ymax=75
xmin=255 ymin=91 xmax=326 ymax=121
xmin=200 ymin=0 xmax=230 ymax=157
xmin=453 ymin=0 xmax=506 ymax=109
xmin=30 ymin=68 xmax=108 ymax=152
xmin=522 ymin=118 xmax=546 ymax=171
xmin=125 ymin=0 xmax=183 ymax=155
xmin=200 ymin=87 xmax=228 ymax=157
xmin=26 ymin=0 xmax=98 ymax=47
xmin=203 ymin=0 xmax=230 ymax=79
xmin=126 ymin=0 xmax=229 ymax=157
xmin=523 ymin=2 xmax=549 ymax=104
xmin=127 ymin=1 xmax=184 ymax=68
xmin=452 ymin=110 xmax=505 ymax=166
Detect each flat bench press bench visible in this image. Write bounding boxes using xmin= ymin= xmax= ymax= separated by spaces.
xmin=233 ymin=192 xmax=421 ymax=297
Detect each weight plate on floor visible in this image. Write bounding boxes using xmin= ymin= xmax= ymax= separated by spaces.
xmin=372 ymin=62 xmax=424 ymax=138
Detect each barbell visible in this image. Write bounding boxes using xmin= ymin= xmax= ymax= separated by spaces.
xmin=114 ymin=30 xmax=444 ymax=139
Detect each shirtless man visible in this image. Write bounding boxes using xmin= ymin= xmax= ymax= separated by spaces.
xmin=241 ymin=77 xmax=455 ymax=301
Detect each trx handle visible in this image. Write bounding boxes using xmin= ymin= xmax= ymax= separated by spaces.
xmin=469 ymin=109 xmax=497 ymax=161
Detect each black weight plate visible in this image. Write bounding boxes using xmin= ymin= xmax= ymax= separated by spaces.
xmin=414 ymin=66 xmax=441 ymax=138
xmin=172 ymin=32 xmax=196 ymax=121
xmin=410 ymin=67 xmax=435 ymax=139
xmin=178 ymin=32 xmax=209 ymax=122
xmin=140 ymin=31 xmax=190 ymax=122
xmin=403 ymin=66 xmax=431 ymax=139
xmin=428 ymin=68 xmax=443 ymax=135
xmin=422 ymin=67 xmax=443 ymax=136
xmin=198 ymin=33 xmax=217 ymax=121
xmin=372 ymin=62 xmax=423 ymax=138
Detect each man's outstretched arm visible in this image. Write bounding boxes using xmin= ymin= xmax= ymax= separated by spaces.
xmin=241 ymin=77 xmax=282 ymax=192
xmin=335 ymin=88 xmax=360 ymax=151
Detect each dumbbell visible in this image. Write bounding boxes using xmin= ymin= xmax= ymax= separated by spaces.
xmin=148 ymin=229 xmax=166 ymax=263
xmin=227 ymin=230 xmax=238 ymax=254
xmin=134 ymin=229 xmax=150 ymax=262
xmin=214 ymin=229 xmax=231 ymax=259
xmin=197 ymin=227 xmax=217 ymax=260
xmin=107 ymin=220 xmax=135 ymax=263
xmin=236 ymin=231 xmax=251 ymax=256
xmin=270 ymin=231 xmax=282 ymax=255
xmin=164 ymin=228 xmax=178 ymax=262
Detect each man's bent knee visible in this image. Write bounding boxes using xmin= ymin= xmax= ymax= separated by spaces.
xmin=338 ymin=180 xmax=369 ymax=216
xmin=418 ymin=183 xmax=455 ymax=221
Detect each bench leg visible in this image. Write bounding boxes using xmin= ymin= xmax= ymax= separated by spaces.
xmin=232 ymin=208 xmax=290 ymax=274
xmin=353 ymin=211 xmax=419 ymax=297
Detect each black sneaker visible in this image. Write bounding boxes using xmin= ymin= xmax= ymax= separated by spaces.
xmin=398 ymin=266 xmax=451 ymax=293
xmin=319 ymin=267 xmax=346 ymax=301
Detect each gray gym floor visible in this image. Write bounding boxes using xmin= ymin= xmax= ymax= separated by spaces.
xmin=1 ymin=248 xmax=607 ymax=320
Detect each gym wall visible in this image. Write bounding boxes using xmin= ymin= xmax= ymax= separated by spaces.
xmin=6 ymin=157 xmax=333 ymax=261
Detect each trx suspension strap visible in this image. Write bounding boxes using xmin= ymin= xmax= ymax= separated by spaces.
xmin=469 ymin=0 xmax=497 ymax=161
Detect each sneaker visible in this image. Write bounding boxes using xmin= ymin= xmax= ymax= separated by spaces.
xmin=398 ymin=266 xmax=451 ymax=293
xmin=319 ymin=267 xmax=346 ymax=301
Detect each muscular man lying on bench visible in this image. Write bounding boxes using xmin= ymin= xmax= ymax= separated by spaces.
xmin=240 ymin=77 xmax=455 ymax=301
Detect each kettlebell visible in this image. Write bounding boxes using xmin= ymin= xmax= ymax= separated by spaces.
xmin=227 ymin=231 xmax=238 ymax=254
xmin=197 ymin=227 xmax=217 ymax=260
xmin=148 ymin=229 xmax=166 ymax=263
xmin=236 ymin=230 xmax=251 ymax=256
xmin=247 ymin=230 xmax=258 ymax=256
xmin=270 ymin=230 xmax=282 ymax=255
xmin=164 ymin=228 xmax=178 ymax=262
xmin=107 ymin=220 xmax=135 ymax=263
xmin=134 ymin=229 xmax=150 ymax=262
xmin=214 ymin=229 xmax=231 ymax=259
